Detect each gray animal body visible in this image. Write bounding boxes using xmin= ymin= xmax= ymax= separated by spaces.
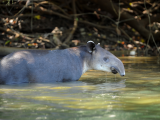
xmin=0 ymin=41 xmax=125 ymax=84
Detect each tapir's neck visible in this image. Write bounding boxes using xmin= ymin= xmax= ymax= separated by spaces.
xmin=82 ymin=61 xmax=91 ymax=74
xmin=68 ymin=46 xmax=92 ymax=74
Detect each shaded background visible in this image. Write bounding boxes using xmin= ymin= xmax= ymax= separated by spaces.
xmin=0 ymin=0 xmax=160 ymax=56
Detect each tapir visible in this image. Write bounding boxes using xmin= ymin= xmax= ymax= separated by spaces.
xmin=0 ymin=41 xmax=125 ymax=84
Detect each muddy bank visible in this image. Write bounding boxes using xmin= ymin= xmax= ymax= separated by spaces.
xmin=0 ymin=46 xmax=131 ymax=57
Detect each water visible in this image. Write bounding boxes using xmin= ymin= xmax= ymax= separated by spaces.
xmin=0 ymin=57 xmax=160 ymax=120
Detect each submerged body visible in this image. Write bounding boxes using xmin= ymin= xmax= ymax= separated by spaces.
xmin=0 ymin=41 xmax=125 ymax=84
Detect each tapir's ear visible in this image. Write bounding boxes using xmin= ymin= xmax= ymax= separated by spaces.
xmin=87 ymin=41 xmax=96 ymax=53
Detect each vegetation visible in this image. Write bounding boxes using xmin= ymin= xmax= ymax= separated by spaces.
xmin=0 ymin=0 xmax=160 ymax=55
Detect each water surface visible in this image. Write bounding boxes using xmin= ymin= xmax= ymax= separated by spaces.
xmin=0 ymin=57 xmax=160 ymax=120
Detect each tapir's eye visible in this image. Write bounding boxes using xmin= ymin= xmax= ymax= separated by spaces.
xmin=103 ymin=57 xmax=109 ymax=62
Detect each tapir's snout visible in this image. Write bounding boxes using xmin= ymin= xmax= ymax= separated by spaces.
xmin=110 ymin=67 xmax=125 ymax=76
xmin=107 ymin=54 xmax=126 ymax=76
xmin=110 ymin=66 xmax=125 ymax=76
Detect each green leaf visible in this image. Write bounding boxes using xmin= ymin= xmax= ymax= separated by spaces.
xmin=5 ymin=40 xmax=10 ymax=45
xmin=76 ymin=17 xmax=78 ymax=21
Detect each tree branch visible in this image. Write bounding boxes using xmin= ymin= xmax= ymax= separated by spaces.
xmin=90 ymin=0 xmax=160 ymax=41
xmin=64 ymin=0 xmax=78 ymax=44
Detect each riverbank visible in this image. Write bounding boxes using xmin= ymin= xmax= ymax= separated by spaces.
xmin=0 ymin=46 xmax=131 ymax=57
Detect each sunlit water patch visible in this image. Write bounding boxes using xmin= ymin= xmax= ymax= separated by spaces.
xmin=0 ymin=57 xmax=160 ymax=120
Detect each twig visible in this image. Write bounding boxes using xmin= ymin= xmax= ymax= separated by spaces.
xmin=14 ymin=0 xmax=31 ymax=17
xmin=25 ymin=5 xmax=115 ymax=30
xmin=0 ymin=26 xmax=32 ymax=41
xmin=123 ymin=1 xmax=142 ymax=15
xmin=0 ymin=14 xmax=38 ymax=18
xmin=0 ymin=26 xmax=53 ymax=44
xmin=112 ymin=24 xmax=139 ymax=49
xmin=64 ymin=0 xmax=77 ymax=44
xmin=34 ymin=1 xmax=69 ymax=16
xmin=31 ymin=0 xmax=33 ymax=31
xmin=110 ymin=0 xmax=118 ymax=15
xmin=0 ymin=4 xmax=115 ymax=31
xmin=32 ymin=5 xmax=115 ymax=31
xmin=144 ymin=0 xmax=160 ymax=55
xmin=70 ymin=13 xmax=116 ymax=23
xmin=79 ymin=20 xmax=114 ymax=30
xmin=34 ymin=6 xmax=71 ymax=20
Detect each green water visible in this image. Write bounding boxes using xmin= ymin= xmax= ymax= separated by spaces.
xmin=0 ymin=57 xmax=160 ymax=120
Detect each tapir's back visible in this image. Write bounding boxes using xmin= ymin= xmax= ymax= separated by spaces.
xmin=0 ymin=49 xmax=83 ymax=84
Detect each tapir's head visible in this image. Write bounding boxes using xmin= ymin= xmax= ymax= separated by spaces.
xmin=86 ymin=41 xmax=125 ymax=76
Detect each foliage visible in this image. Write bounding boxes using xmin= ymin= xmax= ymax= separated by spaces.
xmin=0 ymin=0 xmax=160 ymax=55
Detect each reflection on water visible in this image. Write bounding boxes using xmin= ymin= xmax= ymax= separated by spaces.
xmin=0 ymin=57 xmax=160 ymax=120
